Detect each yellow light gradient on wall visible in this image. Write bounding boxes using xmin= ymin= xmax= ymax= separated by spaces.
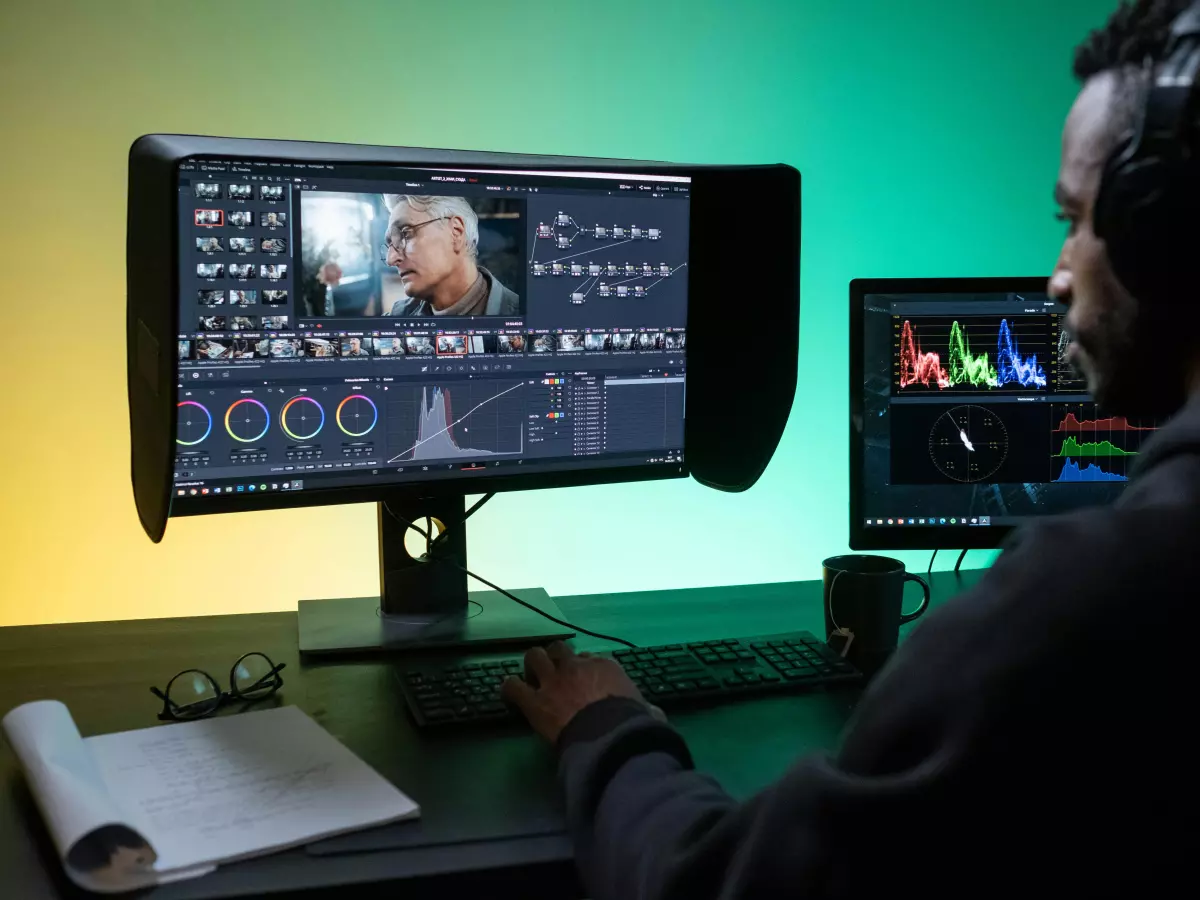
xmin=0 ymin=0 xmax=1111 ymax=626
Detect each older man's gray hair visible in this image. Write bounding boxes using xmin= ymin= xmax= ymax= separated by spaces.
xmin=383 ymin=194 xmax=479 ymax=258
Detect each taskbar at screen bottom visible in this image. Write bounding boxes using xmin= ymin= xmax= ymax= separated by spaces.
xmin=173 ymin=449 xmax=684 ymax=501
xmin=863 ymin=515 xmax=996 ymax=528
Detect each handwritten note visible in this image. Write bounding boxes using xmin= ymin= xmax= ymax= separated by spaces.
xmin=84 ymin=706 xmax=418 ymax=873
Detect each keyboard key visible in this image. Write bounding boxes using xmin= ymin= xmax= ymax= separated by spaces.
xmin=663 ymin=644 xmax=682 ymax=650
xmin=723 ymin=674 xmax=744 ymax=686
xmin=718 ymin=652 xmax=737 ymax=661
xmin=648 ymin=684 xmax=676 ymax=696
xmin=735 ymin=651 xmax=755 ymax=661
xmin=694 ymin=677 xmax=719 ymax=689
xmin=613 ymin=649 xmax=633 ymax=658
xmin=670 ymin=681 xmax=696 ymax=692
xmin=463 ymin=664 xmax=482 ymax=672
xmin=405 ymin=673 xmax=425 ymax=684
xmin=722 ymin=638 xmax=740 ymax=646
xmin=781 ymin=668 xmax=819 ymax=681
xmin=424 ymin=709 xmax=453 ymax=721
xmin=761 ymin=673 xmax=782 ymax=683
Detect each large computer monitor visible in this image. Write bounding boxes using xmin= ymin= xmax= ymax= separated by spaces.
xmin=850 ymin=277 xmax=1149 ymax=551
xmin=127 ymin=135 xmax=800 ymax=652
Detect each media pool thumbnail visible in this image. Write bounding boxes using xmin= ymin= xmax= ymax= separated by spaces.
xmin=194 ymin=183 xmax=222 ymax=200
xmin=340 ymin=337 xmax=372 ymax=357
xmin=665 ymin=332 xmax=686 ymax=350
xmin=467 ymin=335 xmax=498 ymax=354
xmin=194 ymin=338 xmax=231 ymax=360
xmin=269 ymin=338 xmax=303 ymax=358
xmin=610 ymin=333 xmax=635 ymax=351
xmin=261 ymin=264 xmax=287 ymax=281
xmin=197 ymin=263 xmax=224 ymax=280
xmin=228 ymin=184 xmax=252 ymax=200
xmin=229 ymin=237 xmax=255 ymax=254
xmin=585 ymin=333 xmax=610 ymax=352
xmin=228 ymin=263 xmax=255 ymax=280
xmin=199 ymin=315 xmax=226 ymax=331
xmin=230 ymin=315 xmax=257 ymax=331
xmin=231 ymin=339 xmax=268 ymax=359
xmin=262 ymin=290 xmax=287 ymax=305
xmin=260 ymin=211 xmax=287 ymax=228
xmin=436 ymin=335 xmax=467 ymax=356
xmin=305 ymin=337 xmax=337 ymax=357
xmin=638 ymin=332 xmax=666 ymax=351
xmin=260 ymin=184 xmax=285 ymax=201
xmin=196 ymin=236 xmax=225 ymax=253
xmin=177 ymin=339 xmax=192 ymax=360
xmin=194 ymin=209 xmax=223 ymax=227
xmin=530 ymin=333 xmax=554 ymax=353
xmin=260 ymin=237 xmax=287 ymax=255
xmin=497 ymin=334 xmax=525 ymax=353
xmin=228 ymin=290 xmax=256 ymax=307
xmin=372 ymin=337 xmax=404 ymax=356
xmin=228 ymin=210 xmax=253 ymax=227
xmin=261 ymin=315 xmax=289 ymax=329
xmin=197 ymin=289 xmax=225 ymax=307
xmin=556 ymin=333 xmax=584 ymax=351
xmin=404 ymin=336 xmax=434 ymax=355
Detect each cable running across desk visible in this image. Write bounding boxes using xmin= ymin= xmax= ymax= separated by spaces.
xmin=382 ymin=499 xmax=638 ymax=649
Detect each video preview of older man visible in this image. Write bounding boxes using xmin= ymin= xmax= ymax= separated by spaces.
xmin=299 ymin=192 xmax=523 ymax=318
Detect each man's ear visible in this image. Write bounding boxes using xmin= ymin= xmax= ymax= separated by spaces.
xmin=448 ymin=215 xmax=466 ymax=252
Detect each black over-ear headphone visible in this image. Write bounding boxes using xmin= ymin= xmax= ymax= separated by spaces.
xmin=1093 ymin=0 xmax=1200 ymax=304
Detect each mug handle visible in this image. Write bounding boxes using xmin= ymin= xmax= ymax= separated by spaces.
xmin=900 ymin=573 xmax=931 ymax=624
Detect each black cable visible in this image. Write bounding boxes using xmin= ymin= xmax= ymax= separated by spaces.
xmin=927 ymin=549 xmax=939 ymax=576
xmin=382 ymin=492 xmax=495 ymax=551
xmin=445 ymin=559 xmax=638 ymax=649
xmin=382 ymin=499 xmax=638 ymax=649
xmin=954 ymin=548 xmax=968 ymax=573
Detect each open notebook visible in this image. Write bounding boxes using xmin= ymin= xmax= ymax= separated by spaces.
xmin=1 ymin=701 xmax=419 ymax=893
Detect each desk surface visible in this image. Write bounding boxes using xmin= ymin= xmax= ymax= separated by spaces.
xmin=0 ymin=570 xmax=983 ymax=900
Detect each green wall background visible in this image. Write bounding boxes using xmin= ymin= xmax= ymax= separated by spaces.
xmin=0 ymin=0 xmax=1111 ymax=626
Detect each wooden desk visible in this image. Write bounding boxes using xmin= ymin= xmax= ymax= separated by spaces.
xmin=0 ymin=570 xmax=983 ymax=899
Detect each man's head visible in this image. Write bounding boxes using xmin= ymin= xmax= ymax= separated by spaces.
xmin=349 ymin=337 xmax=361 ymax=353
xmin=383 ymin=195 xmax=479 ymax=301
xmin=1052 ymin=0 xmax=1200 ymax=415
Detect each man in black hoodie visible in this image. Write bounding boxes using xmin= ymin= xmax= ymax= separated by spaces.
xmin=502 ymin=2 xmax=1200 ymax=896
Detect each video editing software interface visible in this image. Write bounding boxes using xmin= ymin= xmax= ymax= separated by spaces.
xmin=860 ymin=289 xmax=1147 ymax=532
xmin=174 ymin=160 xmax=689 ymax=500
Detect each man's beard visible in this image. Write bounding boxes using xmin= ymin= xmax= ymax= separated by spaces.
xmin=1083 ymin=305 xmax=1193 ymax=418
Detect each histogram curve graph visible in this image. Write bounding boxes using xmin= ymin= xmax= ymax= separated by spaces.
xmin=1054 ymin=457 xmax=1128 ymax=483
xmin=1050 ymin=403 xmax=1158 ymax=464
xmin=386 ymin=381 xmax=525 ymax=464
xmin=897 ymin=316 xmax=1048 ymax=391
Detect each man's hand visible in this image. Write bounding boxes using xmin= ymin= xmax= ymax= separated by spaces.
xmin=501 ymin=641 xmax=662 ymax=744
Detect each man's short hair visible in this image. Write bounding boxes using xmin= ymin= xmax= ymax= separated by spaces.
xmin=384 ymin=195 xmax=479 ymax=258
xmin=1074 ymin=0 xmax=1194 ymax=147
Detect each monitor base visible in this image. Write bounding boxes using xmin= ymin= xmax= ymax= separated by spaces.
xmin=298 ymin=588 xmax=574 ymax=656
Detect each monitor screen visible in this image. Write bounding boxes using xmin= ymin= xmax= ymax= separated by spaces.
xmin=173 ymin=161 xmax=690 ymax=502
xmin=853 ymin=280 xmax=1154 ymax=546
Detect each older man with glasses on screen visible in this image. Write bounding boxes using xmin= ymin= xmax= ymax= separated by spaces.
xmin=380 ymin=194 xmax=520 ymax=317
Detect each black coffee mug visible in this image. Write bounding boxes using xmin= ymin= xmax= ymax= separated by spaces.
xmin=822 ymin=555 xmax=930 ymax=676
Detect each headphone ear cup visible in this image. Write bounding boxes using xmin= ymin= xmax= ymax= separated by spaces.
xmin=1093 ymin=147 xmax=1191 ymax=303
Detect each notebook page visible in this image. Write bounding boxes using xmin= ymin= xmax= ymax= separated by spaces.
xmin=84 ymin=705 xmax=419 ymax=873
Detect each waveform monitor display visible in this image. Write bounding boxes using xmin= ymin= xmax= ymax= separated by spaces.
xmin=385 ymin=380 xmax=526 ymax=464
xmin=894 ymin=315 xmax=1051 ymax=393
xmin=1050 ymin=403 xmax=1159 ymax=462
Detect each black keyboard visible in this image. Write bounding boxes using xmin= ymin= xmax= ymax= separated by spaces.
xmin=398 ymin=631 xmax=861 ymax=728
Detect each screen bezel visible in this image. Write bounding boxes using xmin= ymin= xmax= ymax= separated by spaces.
xmin=848 ymin=276 xmax=1054 ymax=551
xmin=130 ymin=136 xmax=799 ymax=540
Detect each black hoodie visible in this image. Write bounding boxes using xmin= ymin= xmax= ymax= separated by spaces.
xmin=555 ymin=397 xmax=1200 ymax=898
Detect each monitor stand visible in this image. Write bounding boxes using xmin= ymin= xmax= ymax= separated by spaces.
xmin=297 ymin=497 xmax=573 ymax=656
